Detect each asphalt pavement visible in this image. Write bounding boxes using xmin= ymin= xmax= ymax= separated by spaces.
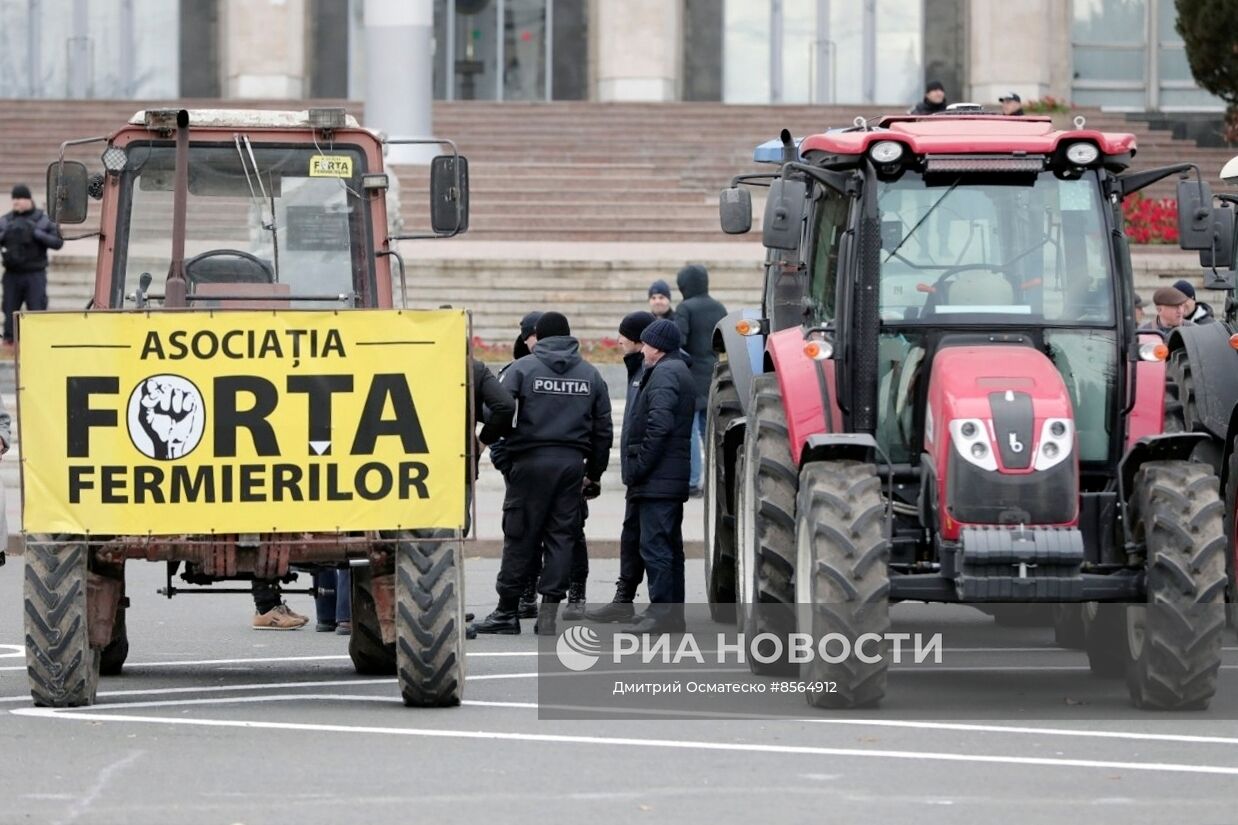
xmin=3 ymin=557 xmax=1238 ymax=824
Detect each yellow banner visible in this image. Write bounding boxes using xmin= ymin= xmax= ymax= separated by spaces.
xmin=18 ymin=310 xmax=467 ymax=535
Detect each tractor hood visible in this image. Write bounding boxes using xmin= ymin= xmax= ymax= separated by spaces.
xmin=925 ymin=344 xmax=1074 ymax=474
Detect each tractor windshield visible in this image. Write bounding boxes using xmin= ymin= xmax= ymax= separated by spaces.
xmin=877 ymin=170 xmax=1113 ymax=325
xmin=109 ymin=142 xmax=374 ymax=309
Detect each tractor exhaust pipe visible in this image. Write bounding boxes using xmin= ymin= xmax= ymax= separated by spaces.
xmin=165 ymin=109 xmax=190 ymax=308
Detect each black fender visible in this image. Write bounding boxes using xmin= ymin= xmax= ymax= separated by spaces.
xmin=1119 ymin=432 xmax=1210 ymax=503
xmin=801 ymin=432 xmax=879 ymax=465
xmin=1167 ymin=323 xmax=1238 ymax=441
xmin=713 ymin=308 xmax=766 ymax=419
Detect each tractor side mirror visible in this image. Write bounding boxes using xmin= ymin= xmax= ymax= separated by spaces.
xmin=1199 ymin=202 xmax=1235 ymax=273
xmin=430 ymin=154 xmax=469 ymax=235
xmin=45 ymin=160 xmax=89 ymax=224
xmin=1177 ymin=177 xmax=1214 ymax=251
xmin=719 ymin=187 xmax=752 ymax=234
xmin=762 ymin=178 xmax=808 ymax=250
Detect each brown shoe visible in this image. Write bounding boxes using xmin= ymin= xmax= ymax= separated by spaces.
xmin=252 ymin=603 xmax=309 ymax=630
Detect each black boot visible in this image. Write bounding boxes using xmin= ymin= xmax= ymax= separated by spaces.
xmin=534 ymin=599 xmax=560 ymax=636
xmin=469 ymin=606 xmax=521 ymax=635
xmin=585 ymin=580 xmax=635 ymax=623
xmin=517 ymin=580 xmax=538 ymax=619
xmin=562 ymin=580 xmax=587 ymax=621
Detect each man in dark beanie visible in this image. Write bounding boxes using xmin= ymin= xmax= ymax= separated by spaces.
xmin=471 ymin=311 xmax=612 ymax=637
xmin=1172 ymin=278 xmax=1214 ymax=324
xmin=648 ymin=279 xmax=675 ymax=321
xmin=587 ymin=310 xmax=657 ymax=623
xmin=673 ymin=263 xmax=727 ymax=496
xmin=0 ymin=183 xmax=62 ymax=350
xmin=622 ymin=318 xmax=695 ymax=633
xmin=910 ymin=80 xmax=948 ymax=115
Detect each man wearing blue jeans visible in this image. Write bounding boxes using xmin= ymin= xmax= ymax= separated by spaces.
xmin=673 ymin=264 xmax=727 ymax=496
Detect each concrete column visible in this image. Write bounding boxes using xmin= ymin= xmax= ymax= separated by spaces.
xmin=363 ymin=0 xmax=434 ymax=164
xmin=219 ymin=0 xmax=308 ymax=98
xmin=593 ymin=0 xmax=682 ymax=101
xmin=968 ymin=0 xmax=1070 ymax=105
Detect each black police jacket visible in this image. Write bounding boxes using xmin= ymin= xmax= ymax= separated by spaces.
xmin=622 ymin=350 xmax=695 ymax=500
xmin=674 ymin=267 xmax=727 ymax=409
xmin=499 ymin=335 xmax=613 ymax=481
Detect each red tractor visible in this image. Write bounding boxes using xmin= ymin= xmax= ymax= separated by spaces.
xmin=708 ymin=110 xmax=1235 ymax=710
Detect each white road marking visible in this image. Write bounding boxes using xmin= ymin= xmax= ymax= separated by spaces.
xmin=14 ymin=699 xmax=1238 ymax=777
xmin=0 ymin=650 xmax=541 ymax=672
xmin=0 ymin=644 xmax=24 ymax=659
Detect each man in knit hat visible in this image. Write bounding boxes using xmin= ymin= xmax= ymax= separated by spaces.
xmin=648 ymin=279 xmax=676 ymax=321
xmin=622 ymin=318 xmax=695 ymax=633
xmin=1172 ymin=279 xmax=1214 ymax=325
xmin=471 ymin=311 xmax=613 ymax=637
xmin=587 ymin=310 xmax=657 ymax=623
xmin=0 ymin=183 xmax=62 ymax=351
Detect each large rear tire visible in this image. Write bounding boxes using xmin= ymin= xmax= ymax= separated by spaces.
xmin=395 ymin=531 xmax=465 ymax=707
xmin=1124 ymin=461 xmax=1226 ymax=710
xmin=1221 ymin=435 xmax=1238 ymax=631
xmin=795 ymin=461 xmax=890 ymax=709
xmin=23 ymin=537 xmax=99 ymax=707
xmin=704 ymin=360 xmax=742 ymax=623
xmin=736 ymin=373 xmax=797 ymax=675
xmin=349 ymin=565 xmax=396 ymax=676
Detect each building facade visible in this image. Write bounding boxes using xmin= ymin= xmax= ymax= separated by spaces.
xmin=0 ymin=0 xmax=1223 ymax=112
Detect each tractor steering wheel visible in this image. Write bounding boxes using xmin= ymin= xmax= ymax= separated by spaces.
xmin=920 ymin=262 xmax=1009 ymax=311
xmin=184 ymin=249 xmax=275 ymax=285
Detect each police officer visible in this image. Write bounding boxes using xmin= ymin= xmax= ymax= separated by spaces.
xmin=470 ymin=312 xmax=613 ymax=636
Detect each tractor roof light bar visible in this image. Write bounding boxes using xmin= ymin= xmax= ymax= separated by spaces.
xmin=924 ymin=155 xmax=1046 ymax=174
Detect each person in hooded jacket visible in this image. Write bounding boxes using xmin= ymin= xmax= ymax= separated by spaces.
xmin=586 ymin=310 xmax=657 ymax=623
xmin=0 ymin=183 xmax=62 ymax=348
xmin=909 ymin=80 xmax=948 ymax=115
xmin=673 ymin=264 xmax=727 ymax=495
xmin=471 ymin=312 xmax=613 ymax=637
xmin=623 ymin=318 xmax=695 ymax=633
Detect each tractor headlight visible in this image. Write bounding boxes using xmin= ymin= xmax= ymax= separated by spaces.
xmin=950 ymin=418 xmax=997 ymax=472
xmin=1065 ymin=142 xmax=1100 ymax=166
xmin=101 ymin=145 xmax=128 ymax=174
xmin=1034 ymin=418 xmax=1074 ymax=471
xmin=870 ymin=140 xmax=905 ymax=164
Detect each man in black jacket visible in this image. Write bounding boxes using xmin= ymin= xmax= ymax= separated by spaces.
xmin=0 ymin=184 xmax=62 ymax=348
xmin=673 ymin=264 xmax=727 ymax=496
xmin=624 ymin=318 xmax=695 ymax=633
xmin=471 ymin=312 xmax=613 ymax=636
xmin=587 ymin=310 xmax=657 ymax=623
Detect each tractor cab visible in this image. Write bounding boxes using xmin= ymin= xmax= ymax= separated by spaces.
xmin=46 ymin=107 xmax=468 ymax=312
xmin=710 ymin=113 xmax=1235 ymax=710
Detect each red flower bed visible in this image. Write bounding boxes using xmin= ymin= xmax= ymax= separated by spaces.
xmin=1123 ymin=193 xmax=1179 ymax=245
xmin=471 ymin=335 xmax=627 ymax=364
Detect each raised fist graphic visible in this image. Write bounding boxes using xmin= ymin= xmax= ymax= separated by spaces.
xmin=129 ymin=376 xmax=204 ymax=459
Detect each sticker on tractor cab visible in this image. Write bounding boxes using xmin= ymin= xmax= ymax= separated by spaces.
xmin=309 ymin=154 xmax=354 ymax=178
xmin=17 ymin=310 xmax=468 ymax=535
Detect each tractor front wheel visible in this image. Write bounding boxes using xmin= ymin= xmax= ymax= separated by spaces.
xmin=794 ymin=461 xmax=891 ymax=709
xmin=394 ymin=531 xmax=466 ymax=707
xmin=1124 ymin=461 xmax=1226 ymax=710
xmin=349 ymin=565 xmax=397 ymax=676
xmin=23 ymin=537 xmax=99 ymax=707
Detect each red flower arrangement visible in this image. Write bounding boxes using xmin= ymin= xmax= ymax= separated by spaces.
xmin=1122 ymin=193 xmax=1179 ymax=245
xmin=471 ymin=335 xmax=628 ymax=363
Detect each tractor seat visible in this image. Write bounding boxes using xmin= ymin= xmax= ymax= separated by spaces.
xmin=944 ymin=270 xmax=1013 ymax=308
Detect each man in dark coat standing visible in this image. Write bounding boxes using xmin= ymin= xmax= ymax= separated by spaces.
xmin=0 ymin=183 xmax=62 ymax=349
xmin=909 ymin=80 xmax=948 ymax=114
xmin=472 ymin=311 xmax=613 ymax=637
xmin=673 ymin=264 xmax=727 ymax=496
xmin=623 ymin=318 xmax=695 ymax=633
xmin=587 ymin=310 xmax=656 ymax=623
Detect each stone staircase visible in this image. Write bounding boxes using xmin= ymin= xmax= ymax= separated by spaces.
xmin=3 ymin=99 xmax=1234 ymax=244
